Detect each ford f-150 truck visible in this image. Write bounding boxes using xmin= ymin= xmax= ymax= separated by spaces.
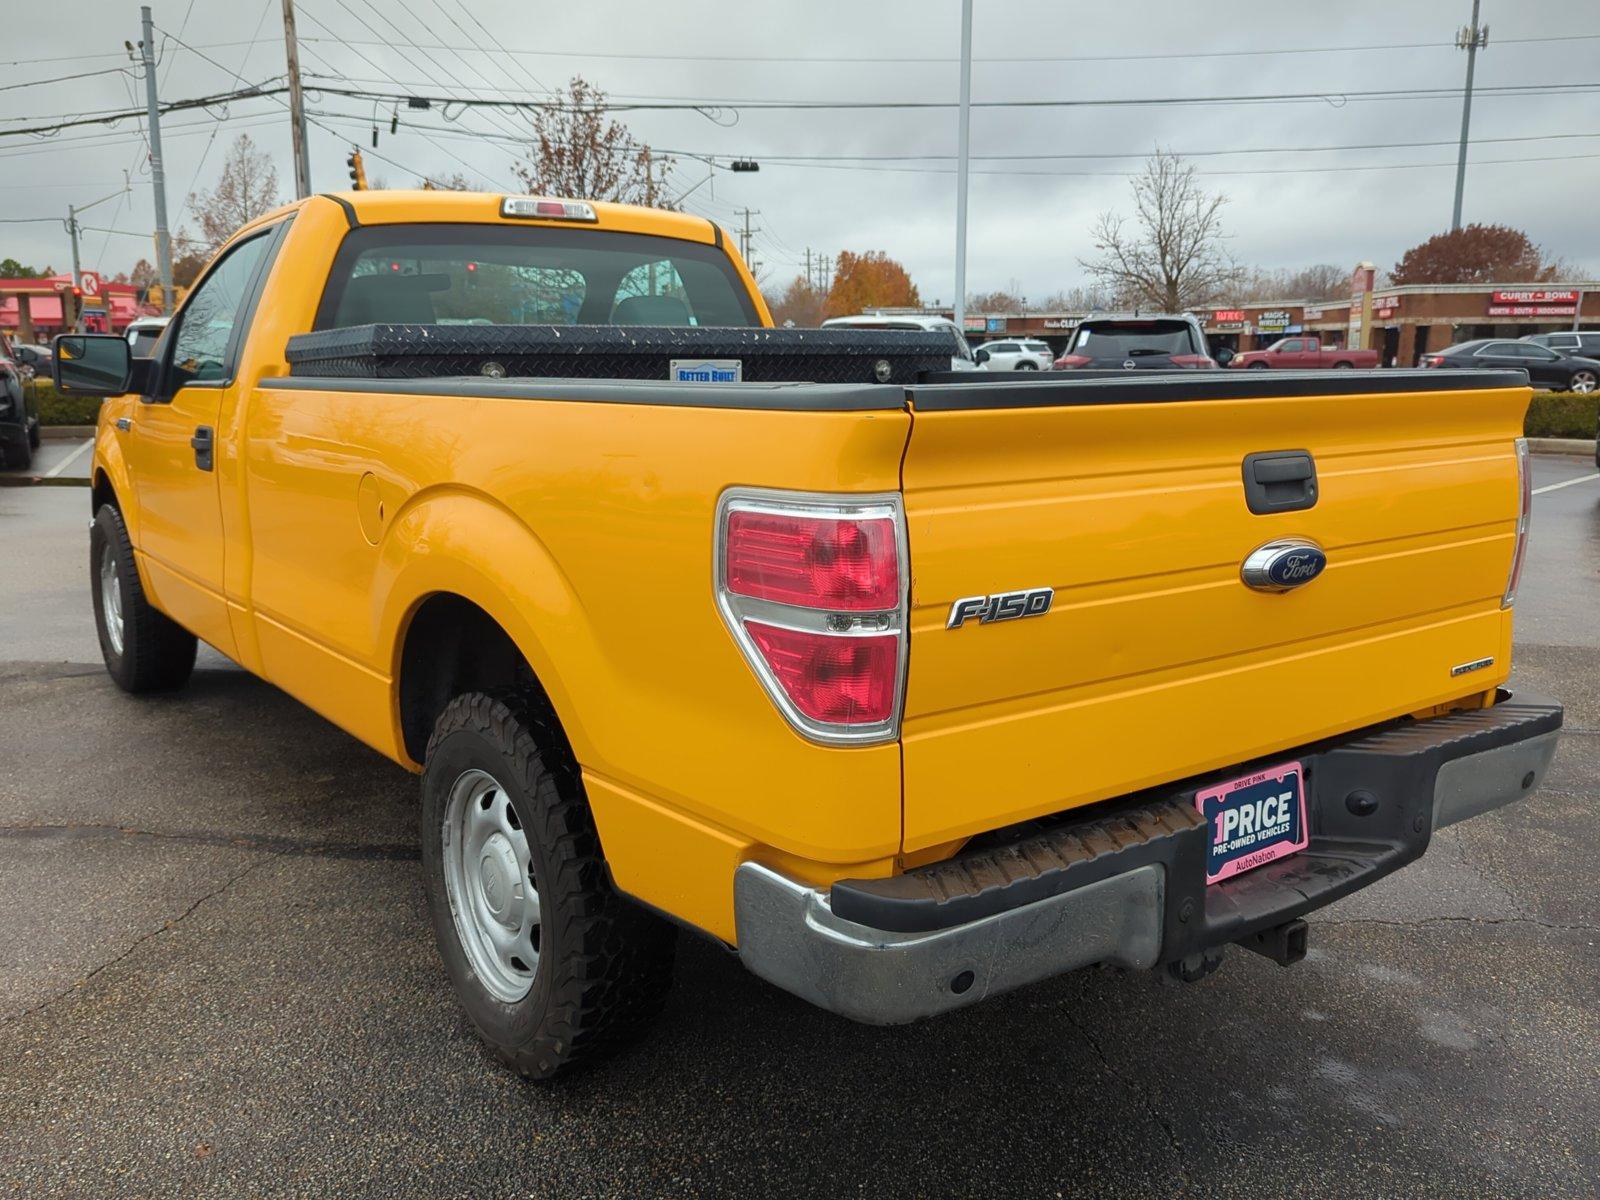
xmin=1230 ymin=336 xmax=1381 ymax=370
xmin=54 ymin=190 xmax=1561 ymax=1080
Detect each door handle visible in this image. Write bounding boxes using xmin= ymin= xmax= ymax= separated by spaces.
xmin=190 ymin=425 xmax=214 ymax=472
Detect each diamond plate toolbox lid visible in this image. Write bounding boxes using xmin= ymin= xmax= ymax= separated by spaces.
xmin=284 ymin=324 xmax=961 ymax=385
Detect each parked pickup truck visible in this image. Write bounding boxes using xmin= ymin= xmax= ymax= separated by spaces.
xmin=1230 ymin=336 xmax=1381 ymax=370
xmin=56 ymin=190 xmax=1560 ymax=1080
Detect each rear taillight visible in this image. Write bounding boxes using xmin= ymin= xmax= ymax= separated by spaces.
xmin=1170 ymin=354 xmax=1216 ymax=369
xmin=1420 ymin=354 xmax=1445 ymax=368
xmin=716 ymin=490 xmax=906 ymax=743
xmin=1054 ymin=354 xmax=1092 ymax=369
xmin=1503 ymin=437 xmax=1531 ymax=608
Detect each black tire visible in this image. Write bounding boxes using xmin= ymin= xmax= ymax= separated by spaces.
xmin=1016 ymin=361 xmax=1039 ymax=371
xmin=1332 ymin=361 xmax=1354 ymax=369
xmin=1247 ymin=362 xmax=1269 ymax=370
xmin=27 ymin=419 xmax=40 ymax=451
xmin=4 ymin=436 xmax=31 ymax=470
xmin=421 ymin=688 xmax=676 ymax=1081
xmin=1568 ymin=369 xmax=1597 ymax=394
xmin=90 ymin=504 xmax=197 ymax=692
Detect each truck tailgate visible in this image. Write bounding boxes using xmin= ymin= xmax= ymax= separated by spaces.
xmin=898 ymin=372 xmax=1528 ymax=852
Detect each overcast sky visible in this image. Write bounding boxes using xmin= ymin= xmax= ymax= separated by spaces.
xmin=5 ymin=0 xmax=1598 ymax=301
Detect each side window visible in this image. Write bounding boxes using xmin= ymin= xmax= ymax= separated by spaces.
xmin=167 ymin=232 xmax=273 ymax=389
xmin=1279 ymin=339 xmax=1303 ymax=352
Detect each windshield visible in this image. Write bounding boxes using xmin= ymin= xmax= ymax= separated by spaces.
xmin=315 ymin=224 xmax=759 ymax=330
xmin=1072 ymin=321 xmax=1194 ymax=357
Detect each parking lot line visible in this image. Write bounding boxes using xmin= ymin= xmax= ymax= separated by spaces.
xmin=41 ymin=439 xmax=93 ymax=479
xmin=1533 ymin=472 xmax=1599 ymax=496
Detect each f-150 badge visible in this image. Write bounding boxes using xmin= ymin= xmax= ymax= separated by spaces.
xmin=947 ymin=587 xmax=1054 ymax=629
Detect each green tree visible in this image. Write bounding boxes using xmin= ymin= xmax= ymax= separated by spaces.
xmin=0 ymin=258 xmax=53 ymax=279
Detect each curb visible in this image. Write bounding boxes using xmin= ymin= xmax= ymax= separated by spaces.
xmin=40 ymin=425 xmax=95 ymax=439
xmin=0 ymin=475 xmax=89 ymax=488
xmin=1527 ymin=437 xmax=1597 ymax=456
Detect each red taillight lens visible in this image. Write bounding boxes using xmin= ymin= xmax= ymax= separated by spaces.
xmin=1503 ymin=437 xmax=1531 ymax=608
xmin=1169 ymin=354 xmax=1216 ymax=369
xmin=1054 ymin=354 xmax=1092 ymax=368
xmin=744 ymin=622 xmax=897 ymax=724
xmin=717 ymin=492 xmax=906 ymax=742
xmin=725 ymin=510 xmax=898 ymax=611
xmin=1420 ymin=354 xmax=1444 ymax=367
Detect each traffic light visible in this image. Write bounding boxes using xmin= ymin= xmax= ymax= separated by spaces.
xmin=730 ymin=159 xmax=760 ymax=172
xmin=347 ymin=149 xmax=368 ymax=190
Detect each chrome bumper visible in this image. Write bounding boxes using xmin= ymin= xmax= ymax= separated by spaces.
xmin=735 ymin=693 xmax=1561 ymax=1025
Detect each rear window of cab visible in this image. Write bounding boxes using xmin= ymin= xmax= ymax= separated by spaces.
xmin=313 ymin=223 xmax=760 ymax=330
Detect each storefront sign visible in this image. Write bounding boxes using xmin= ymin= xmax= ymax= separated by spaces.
xmin=1491 ymin=289 xmax=1579 ymax=304
xmin=1042 ymin=318 xmax=1073 ymax=329
xmin=1303 ymin=307 xmax=1324 ymax=320
xmin=986 ymin=317 xmax=1006 ymax=333
xmin=1488 ymin=304 xmax=1578 ymax=317
xmin=1212 ymin=309 xmax=1245 ymax=323
xmin=962 ymin=317 xmax=986 ymax=333
xmin=1257 ymin=310 xmax=1291 ymax=332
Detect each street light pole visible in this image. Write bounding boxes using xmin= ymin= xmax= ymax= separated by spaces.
xmin=1451 ymin=0 xmax=1488 ymax=231
xmin=138 ymin=6 xmax=174 ymax=315
xmin=953 ymin=0 xmax=973 ymax=330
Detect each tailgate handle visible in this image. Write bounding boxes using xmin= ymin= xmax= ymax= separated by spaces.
xmin=1242 ymin=450 xmax=1317 ymax=514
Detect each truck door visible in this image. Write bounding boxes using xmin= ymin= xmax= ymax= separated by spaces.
xmin=126 ymin=227 xmax=279 ymax=657
xmin=1303 ymin=337 xmax=1320 ymax=366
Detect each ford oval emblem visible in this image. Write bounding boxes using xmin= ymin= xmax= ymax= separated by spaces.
xmin=1241 ymin=539 xmax=1327 ymax=592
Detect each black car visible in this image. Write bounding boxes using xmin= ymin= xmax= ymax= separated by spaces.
xmin=0 ymin=357 xmax=39 ymax=469
xmin=1054 ymin=313 xmax=1218 ymax=370
xmin=1420 ymin=338 xmax=1600 ymax=393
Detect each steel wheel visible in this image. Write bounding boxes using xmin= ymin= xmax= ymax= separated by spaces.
xmin=99 ymin=539 xmax=125 ymax=656
xmin=1569 ymin=370 xmax=1597 ymax=393
xmin=441 ymin=768 xmax=540 ymax=1003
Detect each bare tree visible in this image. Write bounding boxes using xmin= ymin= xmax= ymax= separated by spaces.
xmin=189 ymin=134 xmax=281 ymax=252
xmin=516 ymin=77 xmax=674 ymax=207
xmin=1080 ymin=151 xmax=1242 ymax=311
xmin=1037 ymin=285 xmax=1119 ymax=311
xmin=417 ymin=172 xmax=475 ymax=191
xmin=1237 ymin=262 xmax=1349 ymax=302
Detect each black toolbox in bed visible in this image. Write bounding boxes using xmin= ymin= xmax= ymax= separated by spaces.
xmin=284 ymin=324 xmax=960 ymax=385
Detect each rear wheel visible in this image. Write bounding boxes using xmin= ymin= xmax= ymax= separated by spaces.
xmin=27 ymin=419 xmax=40 ymax=450
xmin=1016 ymin=361 xmax=1038 ymax=371
xmin=1247 ymin=362 xmax=1269 ymax=370
xmin=4 ymin=436 xmax=31 ymax=470
xmin=1332 ymin=361 xmax=1354 ymax=369
xmin=1568 ymin=369 xmax=1597 ymax=393
xmin=421 ymin=688 xmax=676 ymax=1080
xmin=90 ymin=504 xmax=197 ymax=692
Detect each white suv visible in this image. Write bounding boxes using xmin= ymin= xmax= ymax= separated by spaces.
xmin=820 ymin=313 xmax=979 ymax=372
xmin=974 ymin=339 xmax=1053 ymax=371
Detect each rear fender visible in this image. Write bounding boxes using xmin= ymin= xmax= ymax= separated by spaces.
xmin=376 ymin=486 xmax=596 ymax=766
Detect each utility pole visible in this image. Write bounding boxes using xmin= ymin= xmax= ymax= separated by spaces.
xmin=138 ymin=7 xmax=174 ymax=315
xmin=66 ymin=205 xmax=83 ymax=333
xmin=738 ymin=208 xmax=760 ymax=265
xmin=953 ymin=0 xmax=973 ymax=332
xmin=281 ymin=0 xmax=312 ymax=199
xmin=803 ymin=247 xmax=813 ymax=292
xmin=1451 ymin=0 xmax=1488 ymax=231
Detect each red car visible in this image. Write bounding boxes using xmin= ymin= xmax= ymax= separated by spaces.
xmin=1230 ymin=336 xmax=1380 ymax=370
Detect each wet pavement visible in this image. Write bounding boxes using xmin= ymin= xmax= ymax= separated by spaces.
xmin=0 ymin=459 xmax=1595 ymax=1198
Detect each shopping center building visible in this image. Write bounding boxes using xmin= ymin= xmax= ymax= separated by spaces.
xmin=897 ymin=265 xmax=1599 ymax=366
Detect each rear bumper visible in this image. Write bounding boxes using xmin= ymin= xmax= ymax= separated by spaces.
xmin=734 ymin=691 xmax=1561 ymax=1024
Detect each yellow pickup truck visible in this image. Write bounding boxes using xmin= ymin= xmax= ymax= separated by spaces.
xmin=55 ymin=190 xmax=1561 ymax=1080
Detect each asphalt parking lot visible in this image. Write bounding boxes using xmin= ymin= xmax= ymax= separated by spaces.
xmin=1 ymin=459 xmax=1596 ymax=1198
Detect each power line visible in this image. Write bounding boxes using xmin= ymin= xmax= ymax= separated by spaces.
xmin=292 ymin=31 xmax=1600 ymax=66
xmin=297 ymin=78 xmax=1600 ymax=114
xmin=0 ymin=66 xmax=135 ymax=94
xmin=0 ymin=82 xmax=287 ymax=139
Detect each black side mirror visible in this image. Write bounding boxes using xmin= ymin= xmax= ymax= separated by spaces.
xmin=974 ymin=348 xmax=991 ymax=364
xmin=54 ymin=334 xmax=138 ymax=396
xmin=1214 ymin=347 xmax=1235 ymax=365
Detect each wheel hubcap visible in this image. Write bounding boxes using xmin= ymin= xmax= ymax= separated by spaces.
xmin=442 ymin=768 xmax=540 ymax=1003
xmin=1572 ymin=372 xmax=1596 ymax=393
xmin=99 ymin=542 xmax=124 ymax=656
